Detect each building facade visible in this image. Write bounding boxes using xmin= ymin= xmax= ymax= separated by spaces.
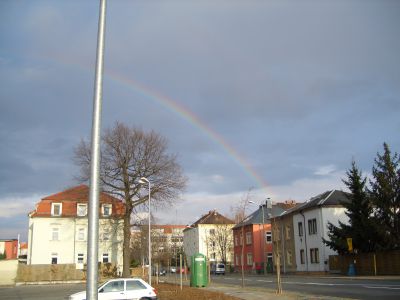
xmin=0 ymin=239 xmax=18 ymax=260
xmin=27 ymin=185 xmax=125 ymax=271
xmin=233 ymin=201 xmax=290 ymax=273
xmin=131 ymin=224 xmax=186 ymax=269
xmin=273 ymin=190 xmax=350 ymax=273
xmin=183 ymin=210 xmax=235 ymax=268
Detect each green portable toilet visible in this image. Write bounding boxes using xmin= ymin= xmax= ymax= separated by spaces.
xmin=190 ymin=253 xmax=208 ymax=287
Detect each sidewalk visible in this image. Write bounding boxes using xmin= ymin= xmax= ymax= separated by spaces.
xmin=159 ymin=274 xmax=366 ymax=300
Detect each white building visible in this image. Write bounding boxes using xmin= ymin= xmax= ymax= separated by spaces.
xmin=291 ymin=190 xmax=350 ymax=272
xmin=27 ymin=185 xmax=125 ymax=271
xmin=183 ymin=210 xmax=235 ymax=267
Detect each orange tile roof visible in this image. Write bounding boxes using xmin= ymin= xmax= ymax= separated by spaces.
xmin=30 ymin=185 xmax=125 ymax=218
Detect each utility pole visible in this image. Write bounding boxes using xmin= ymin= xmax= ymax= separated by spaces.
xmin=87 ymin=0 xmax=107 ymax=299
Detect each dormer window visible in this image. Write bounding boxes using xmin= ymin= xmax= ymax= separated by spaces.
xmin=77 ymin=203 xmax=87 ymax=216
xmin=102 ymin=204 xmax=112 ymax=217
xmin=51 ymin=203 xmax=62 ymax=216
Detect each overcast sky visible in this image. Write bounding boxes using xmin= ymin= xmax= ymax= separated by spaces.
xmin=1 ymin=0 xmax=399 ymax=241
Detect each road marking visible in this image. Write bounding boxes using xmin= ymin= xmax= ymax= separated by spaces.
xmin=284 ymin=281 xmax=400 ymax=290
xmin=364 ymin=285 xmax=400 ymax=290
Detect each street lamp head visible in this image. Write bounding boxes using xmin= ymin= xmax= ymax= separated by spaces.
xmin=139 ymin=177 xmax=149 ymax=184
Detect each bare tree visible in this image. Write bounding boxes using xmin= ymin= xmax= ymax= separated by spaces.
xmin=208 ymin=224 xmax=234 ymax=264
xmin=231 ymin=188 xmax=253 ymax=287
xmin=74 ymin=122 xmax=187 ymax=276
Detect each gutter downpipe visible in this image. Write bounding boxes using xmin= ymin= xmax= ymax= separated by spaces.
xmin=300 ymin=210 xmax=309 ymax=272
xmin=281 ymin=222 xmax=285 ymax=274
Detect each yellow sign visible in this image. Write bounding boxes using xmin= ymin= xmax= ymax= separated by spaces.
xmin=347 ymin=238 xmax=353 ymax=252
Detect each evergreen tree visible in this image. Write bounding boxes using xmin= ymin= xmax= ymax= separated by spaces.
xmin=324 ymin=161 xmax=376 ymax=253
xmin=370 ymin=143 xmax=400 ymax=250
xmin=324 ymin=220 xmax=351 ymax=254
xmin=342 ymin=160 xmax=378 ymax=252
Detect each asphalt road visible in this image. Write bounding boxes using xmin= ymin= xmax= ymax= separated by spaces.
xmin=0 ymin=283 xmax=85 ymax=300
xmin=1 ymin=275 xmax=399 ymax=300
xmin=210 ymin=274 xmax=400 ymax=300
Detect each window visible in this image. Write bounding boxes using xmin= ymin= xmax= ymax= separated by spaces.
xmin=308 ymin=218 xmax=317 ymax=235
xmin=77 ymin=253 xmax=84 ymax=264
xmin=239 ymin=233 xmax=243 ymax=245
xmin=235 ymin=254 xmax=240 ymax=266
xmin=209 ymin=229 xmax=215 ymax=235
xmin=246 ymin=253 xmax=253 ymax=266
xmin=51 ymin=253 xmax=58 ymax=264
xmin=102 ymin=253 xmax=109 ymax=263
xmin=286 ymin=250 xmax=292 ymax=266
xmin=246 ymin=232 xmax=252 ymax=245
xmin=234 ymin=235 xmax=238 ymax=246
xmin=51 ymin=203 xmax=62 ymax=216
xmin=298 ymin=222 xmax=303 ymax=237
xmin=265 ymin=231 xmax=272 ymax=243
xmin=102 ymin=204 xmax=112 ymax=217
xmin=103 ymin=228 xmax=110 ymax=241
xmin=77 ymin=204 xmax=87 ymax=216
xmin=102 ymin=280 xmax=124 ymax=293
xmin=310 ymin=248 xmax=320 ymax=264
xmin=267 ymin=252 xmax=273 ymax=260
xmin=51 ymin=228 xmax=59 ymax=241
xmin=77 ymin=228 xmax=85 ymax=241
xmin=126 ymin=280 xmax=146 ymax=291
xmin=274 ymin=227 xmax=280 ymax=241
xmin=300 ymin=249 xmax=305 ymax=264
xmin=285 ymin=226 xmax=291 ymax=239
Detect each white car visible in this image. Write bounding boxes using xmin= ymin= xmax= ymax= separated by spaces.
xmin=69 ymin=278 xmax=157 ymax=300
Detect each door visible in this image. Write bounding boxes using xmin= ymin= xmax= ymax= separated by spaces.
xmin=98 ymin=280 xmax=125 ymax=300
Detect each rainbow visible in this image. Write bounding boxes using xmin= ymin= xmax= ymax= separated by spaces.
xmin=106 ymin=70 xmax=268 ymax=190
xmin=49 ymin=55 xmax=269 ymax=190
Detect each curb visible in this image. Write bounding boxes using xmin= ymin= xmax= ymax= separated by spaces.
xmin=15 ymin=280 xmax=85 ymax=286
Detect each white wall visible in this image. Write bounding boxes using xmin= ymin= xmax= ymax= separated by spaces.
xmin=0 ymin=260 xmax=18 ymax=285
xmin=28 ymin=217 xmax=123 ymax=270
xmin=293 ymin=207 xmax=348 ymax=272
xmin=184 ymin=224 xmax=234 ymax=266
xmin=321 ymin=207 xmax=349 ymax=260
xmin=28 ymin=218 xmax=75 ymax=264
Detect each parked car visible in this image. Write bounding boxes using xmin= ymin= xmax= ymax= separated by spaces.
xmin=215 ymin=263 xmax=225 ymax=275
xmin=170 ymin=267 xmax=177 ymax=273
xmin=177 ymin=267 xmax=187 ymax=274
xmin=159 ymin=269 xmax=166 ymax=276
xmin=69 ymin=278 xmax=157 ymax=300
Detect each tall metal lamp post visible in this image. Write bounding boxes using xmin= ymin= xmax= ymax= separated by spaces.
xmin=139 ymin=177 xmax=151 ymax=285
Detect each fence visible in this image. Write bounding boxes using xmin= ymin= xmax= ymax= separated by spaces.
xmin=329 ymin=250 xmax=400 ymax=275
xmin=16 ymin=263 xmax=118 ymax=282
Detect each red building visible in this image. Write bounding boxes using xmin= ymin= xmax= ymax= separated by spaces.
xmin=233 ymin=200 xmax=295 ymax=273
xmin=0 ymin=239 xmax=18 ymax=259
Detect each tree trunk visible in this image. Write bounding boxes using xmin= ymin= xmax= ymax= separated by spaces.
xmin=122 ymin=208 xmax=132 ymax=277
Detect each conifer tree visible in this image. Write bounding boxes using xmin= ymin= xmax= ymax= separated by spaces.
xmin=370 ymin=143 xmax=400 ymax=250
xmin=342 ymin=160 xmax=378 ymax=252
xmin=324 ymin=161 xmax=376 ymax=253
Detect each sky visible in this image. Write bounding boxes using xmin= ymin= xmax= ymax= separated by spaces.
xmin=1 ymin=0 xmax=399 ymax=241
